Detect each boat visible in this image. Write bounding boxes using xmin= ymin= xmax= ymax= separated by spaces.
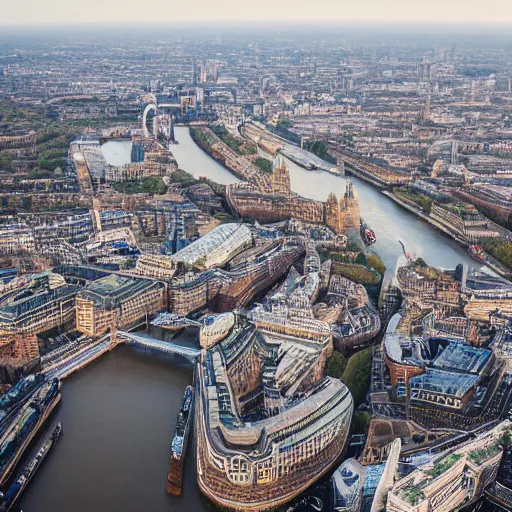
xmin=167 ymin=386 xmax=194 ymax=495
xmin=0 ymin=423 xmax=62 ymax=512
xmin=0 ymin=378 xmax=61 ymax=486
xmin=469 ymin=244 xmax=486 ymax=262
xmin=360 ymin=220 xmax=376 ymax=246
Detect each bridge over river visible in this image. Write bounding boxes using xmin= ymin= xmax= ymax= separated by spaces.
xmin=116 ymin=331 xmax=200 ymax=362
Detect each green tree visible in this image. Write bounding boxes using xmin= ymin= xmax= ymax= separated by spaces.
xmin=112 ymin=176 xmax=167 ymax=195
xmin=483 ymin=239 xmax=512 ymax=273
xmin=342 ymin=347 xmax=374 ymax=406
xmin=308 ymin=141 xmax=337 ymax=165
xmin=0 ymin=152 xmax=14 ymax=171
xmin=254 ymin=157 xmax=273 ymax=173
xmin=324 ymin=351 xmax=348 ymax=379
xmin=367 ymin=253 xmax=386 ymax=275
xmin=415 ymin=257 xmax=427 ymax=268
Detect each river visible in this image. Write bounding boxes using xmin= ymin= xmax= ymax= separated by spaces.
xmin=20 ymin=340 xmax=206 ymax=512
xmin=173 ymin=126 xmax=477 ymax=273
xmin=171 ymin=128 xmax=240 ymax=186
xmin=20 ymin=126 xmax=481 ymax=512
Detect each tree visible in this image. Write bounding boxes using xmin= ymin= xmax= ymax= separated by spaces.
xmin=324 ymin=352 xmax=348 ymax=379
xmin=367 ymin=253 xmax=386 ymax=276
xmin=0 ymin=152 xmax=13 ymax=171
xmin=254 ymin=157 xmax=273 ymax=173
xmin=342 ymin=347 xmax=373 ymax=406
xmin=501 ymin=430 xmax=512 ymax=449
xmin=112 ymin=176 xmax=167 ymax=195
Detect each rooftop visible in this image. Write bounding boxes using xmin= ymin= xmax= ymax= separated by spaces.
xmin=432 ymin=342 xmax=491 ymax=374
xmin=409 ymin=369 xmax=478 ymax=398
xmin=78 ymin=274 xmax=157 ymax=308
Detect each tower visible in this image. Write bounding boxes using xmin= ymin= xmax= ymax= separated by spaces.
xmin=423 ymin=62 xmax=431 ymax=82
xmin=271 ymin=156 xmax=291 ymax=196
xmin=423 ymin=94 xmax=431 ymax=121
xmin=169 ymin=114 xmax=175 ymax=143
xmin=451 ymin=141 xmax=458 ymax=165
xmin=325 ymin=192 xmax=339 ymax=232
xmin=339 ymin=181 xmax=360 ymax=232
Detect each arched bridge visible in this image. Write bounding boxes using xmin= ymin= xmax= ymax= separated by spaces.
xmin=116 ymin=331 xmax=200 ymax=362
xmin=142 ymin=103 xmax=158 ymax=139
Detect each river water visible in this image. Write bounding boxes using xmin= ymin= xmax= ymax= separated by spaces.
xmin=171 ymin=128 xmax=240 ymax=186
xmin=20 ymin=126 xmax=481 ymax=512
xmin=174 ymin=126 xmax=476 ymax=273
xmin=20 ymin=342 xmax=205 ymax=512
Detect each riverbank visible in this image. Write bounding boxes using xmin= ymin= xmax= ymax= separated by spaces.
xmin=194 ymin=124 xmax=508 ymax=276
xmin=383 ymin=191 xmax=512 ymax=278
xmin=241 ymin=122 xmax=341 ymax=176
xmin=382 ymin=191 xmax=467 ymax=245
xmin=172 ymin=125 xmax=478 ymax=273
xmin=189 ymin=127 xmax=246 ymax=181
xmin=343 ymin=164 xmax=388 ymax=189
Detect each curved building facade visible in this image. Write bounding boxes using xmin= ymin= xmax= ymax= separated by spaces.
xmin=195 ymin=334 xmax=353 ymax=511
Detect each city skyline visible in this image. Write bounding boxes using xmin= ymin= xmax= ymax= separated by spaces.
xmin=1 ymin=0 xmax=512 ymax=26
xmin=2 ymin=20 xmax=512 ymax=512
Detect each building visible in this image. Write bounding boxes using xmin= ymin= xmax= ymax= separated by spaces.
xmin=326 ymin=182 xmax=360 ymax=233
xmin=133 ymin=253 xmax=178 ymax=280
xmin=171 ymin=223 xmax=252 ymax=269
xmin=226 ymin=160 xmax=359 ymax=234
xmin=196 ymin=325 xmax=353 ymax=510
xmin=331 ymin=458 xmax=366 ymax=512
xmin=76 ymin=274 xmax=166 ymax=336
xmin=169 ymin=238 xmax=304 ymax=315
xmin=0 ymin=274 xmax=79 ymax=367
xmin=199 ymin=312 xmax=235 ymax=349
xmin=271 ymin=155 xmax=291 ymax=195
xmin=383 ymin=312 xmax=493 ymax=409
xmin=0 ymin=224 xmax=35 ymax=255
xmin=387 ymin=421 xmax=509 ymax=512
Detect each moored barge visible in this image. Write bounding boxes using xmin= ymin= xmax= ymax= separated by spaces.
xmin=0 ymin=378 xmax=61 ymax=486
xmin=0 ymin=422 xmax=62 ymax=512
xmin=167 ymin=385 xmax=194 ymax=495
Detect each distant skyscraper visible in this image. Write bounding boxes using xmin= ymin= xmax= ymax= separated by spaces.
xmin=423 ymin=94 xmax=431 ymax=121
xmin=169 ymin=115 xmax=175 ymax=143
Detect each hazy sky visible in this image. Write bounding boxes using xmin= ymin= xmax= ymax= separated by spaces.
xmin=1 ymin=0 xmax=512 ymax=25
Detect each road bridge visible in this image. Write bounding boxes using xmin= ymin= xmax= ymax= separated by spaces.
xmin=116 ymin=331 xmax=200 ymax=362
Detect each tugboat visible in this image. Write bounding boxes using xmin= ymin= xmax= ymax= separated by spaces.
xmin=468 ymin=244 xmax=486 ymax=263
xmin=167 ymin=386 xmax=194 ymax=495
xmin=360 ymin=219 xmax=376 ymax=246
xmin=0 ymin=423 xmax=62 ymax=512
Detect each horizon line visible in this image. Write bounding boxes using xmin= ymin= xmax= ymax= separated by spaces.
xmin=2 ymin=19 xmax=512 ymax=28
